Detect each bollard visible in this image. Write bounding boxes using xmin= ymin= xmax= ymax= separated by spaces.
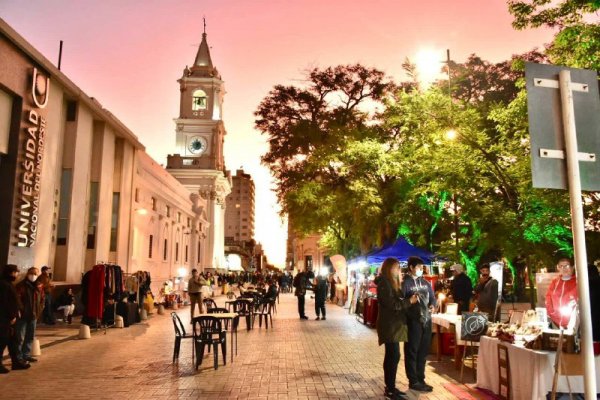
xmin=79 ymin=324 xmax=91 ymax=339
xmin=172 ymin=302 xmax=178 ymax=310
xmin=115 ymin=315 xmax=124 ymax=328
xmin=140 ymin=308 xmax=148 ymax=320
xmin=157 ymin=304 xmax=165 ymax=315
xmin=31 ymin=338 xmax=41 ymax=356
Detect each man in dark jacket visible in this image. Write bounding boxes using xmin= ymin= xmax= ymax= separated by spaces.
xmin=37 ymin=266 xmax=56 ymax=325
xmin=474 ymin=263 xmax=499 ymax=321
xmin=15 ymin=267 xmax=43 ymax=364
xmin=401 ymin=256 xmax=436 ymax=393
xmin=313 ymin=273 xmax=328 ymax=320
xmin=0 ymin=265 xmax=30 ymax=372
xmin=449 ymin=264 xmax=473 ymax=313
xmin=293 ymin=270 xmax=309 ymax=320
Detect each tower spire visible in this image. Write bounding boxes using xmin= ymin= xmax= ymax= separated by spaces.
xmin=194 ymin=18 xmax=213 ymax=68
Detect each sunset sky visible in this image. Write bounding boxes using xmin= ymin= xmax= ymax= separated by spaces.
xmin=1 ymin=0 xmax=557 ymax=267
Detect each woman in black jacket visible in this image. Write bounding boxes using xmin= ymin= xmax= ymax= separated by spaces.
xmin=377 ymin=258 xmax=418 ymax=400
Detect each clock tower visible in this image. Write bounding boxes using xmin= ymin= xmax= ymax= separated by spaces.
xmin=167 ymin=26 xmax=231 ymax=271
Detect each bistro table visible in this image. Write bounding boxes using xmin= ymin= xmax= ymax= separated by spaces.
xmin=477 ymin=335 xmax=600 ymax=400
xmin=195 ymin=313 xmax=239 ymax=363
xmin=225 ymin=297 xmax=254 ymax=312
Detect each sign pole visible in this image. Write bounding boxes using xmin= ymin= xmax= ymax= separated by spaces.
xmin=559 ymin=70 xmax=596 ymax=399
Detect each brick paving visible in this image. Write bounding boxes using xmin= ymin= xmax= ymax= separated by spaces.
xmin=0 ymin=292 xmax=484 ymax=400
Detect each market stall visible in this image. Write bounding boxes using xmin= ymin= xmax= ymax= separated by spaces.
xmin=477 ymin=335 xmax=600 ymax=400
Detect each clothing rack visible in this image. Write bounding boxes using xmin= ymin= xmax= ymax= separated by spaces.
xmin=81 ymin=263 xmax=124 ymax=334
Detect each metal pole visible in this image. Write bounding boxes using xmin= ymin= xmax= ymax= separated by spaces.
xmin=559 ymin=70 xmax=596 ymax=399
xmin=58 ymin=40 xmax=63 ymax=70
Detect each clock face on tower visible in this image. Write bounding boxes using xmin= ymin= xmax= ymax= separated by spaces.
xmin=188 ymin=136 xmax=208 ymax=155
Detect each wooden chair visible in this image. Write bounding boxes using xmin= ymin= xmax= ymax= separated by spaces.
xmin=497 ymin=343 xmax=511 ymax=400
xmin=171 ymin=312 xmax=194 ymax=364
xmin=192 ymin=316 xmax=226 ymax=370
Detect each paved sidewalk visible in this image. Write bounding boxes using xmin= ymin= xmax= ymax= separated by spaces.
xmin=0 ymin=292 xmax=483 ymax=400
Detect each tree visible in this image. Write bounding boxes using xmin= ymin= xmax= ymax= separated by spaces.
xmin=508 ymin=0 xmax=600 ymax=29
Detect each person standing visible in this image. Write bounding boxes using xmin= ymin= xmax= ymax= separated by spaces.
xmin=293 ymin=269 xmax=308 ymax=320
xmin=402 ymin=256 xmax=436 ymax=393
xmin=377 ymin=258 xmax=418 ymax=399
xmin=37 ymin=266 xmax=56 ymax=325
xmin=545 ymin=258 xmax=578 ymax=329
xmin=188 ymin=269 xmax=206 ymax=320
xmin=449 ymin=264 xmax=472 ymax=314
xmin=15 ymin=267 xmax=43 ymax=364
xmin=474 ymin=263 xmax=499 ymax=321
xmin=0 ymin=265 xmax=30 ymax=372
xmin=313 ymin=273 xmax=328 ymax=320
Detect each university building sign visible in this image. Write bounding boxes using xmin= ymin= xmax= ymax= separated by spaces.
xmin=15 ymin=67 xmax=49 ymax=247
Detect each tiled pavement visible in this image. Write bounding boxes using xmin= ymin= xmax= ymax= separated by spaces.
xmin=0 ymin=292 xmax=484 ymax=400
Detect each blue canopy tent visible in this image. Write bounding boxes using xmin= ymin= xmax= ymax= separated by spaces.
xmin=366 ymin=237 xmax=435 ymax=264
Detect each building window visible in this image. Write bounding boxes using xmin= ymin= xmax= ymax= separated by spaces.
xmin=148 ymin=235 xmax=153 ymax=258
xmin=66 ymin=100 xmax=77 ymax=121
xmin=175 ymin=242 xmax=179 ymax=262
xmin=187 ymin=217 xmax=191 ymax=228
xmin=177 ymin=212 xmax=181 ymax=223
xmin=134 ymin=188 xmax=139 ymax=202
xmin=192 ymin=89 xmax=207 ymax=110
xmin=151 ymin=197 xmax=157 ymax=211
xmin=163 ymin=238 xmax=168 ymax=261
xmin=57 ymin=169 xmax=73 ymax=246
xmin=197 ymin=243 xmax=201 ymax=263
xmin=87 ymin=182 xmax=99 ymax=249
xmin=0 ymin=88 xmax=13 ymax=155
xmin=185 ymin=245 xmax=189 ymax=263
xmin=110 ymin=192 xmax=120 ymax=252
xmin=166 ymin=205 xmax=171 ymax=217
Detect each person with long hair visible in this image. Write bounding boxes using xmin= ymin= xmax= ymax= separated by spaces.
xmin=377 ymin=257 xmax=418 ymax=399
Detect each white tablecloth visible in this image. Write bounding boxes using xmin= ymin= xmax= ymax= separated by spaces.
xmin=477 ymin=336 xmax=600 ymax=400
xmin=432 ymin=313 xmax=460 ymax=329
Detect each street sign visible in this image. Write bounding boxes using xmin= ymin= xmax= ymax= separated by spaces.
xmin=525 ymin=63 xmax=600 ymax=190
xmin=525 ymin=62 xmax=599 ymax=399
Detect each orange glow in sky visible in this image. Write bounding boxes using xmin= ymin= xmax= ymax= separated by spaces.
xmin=0 ymin=0 xmax=556 ymax=267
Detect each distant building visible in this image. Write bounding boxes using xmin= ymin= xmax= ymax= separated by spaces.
xmin=286 ymin=218 xmax=328 ymax=272
xmin=224 ymin=169 xmax=255 ymax=243
xmin=0 ymin=19 xmax=229 ymax=294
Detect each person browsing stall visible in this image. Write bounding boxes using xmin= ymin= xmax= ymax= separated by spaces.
xmin=449 ymin=264 xmax=472 ymax=314
xmin=474 ymin=263 xmax=499 ymax=321
xmin=545 ymin=258 xmax=578 ymax=329
xmin=377 ymin=258 xmax=418 ymax=400
xmin=401 ymin=256 xmax=436 ymax=393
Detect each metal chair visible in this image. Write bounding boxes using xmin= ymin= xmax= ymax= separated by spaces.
xmin=192 ymin=316 xmax=226 ymax=370
xmin=171 ymin=312 xmax=194 ymax=363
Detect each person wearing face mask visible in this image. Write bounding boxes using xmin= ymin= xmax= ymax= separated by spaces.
xmin=376 ymin=258 xmax=418 ymax=399
xmin=401 ymin=256 xmax=436 ymax=393
xmin=545 ymin=258 xmax=578 ymax=329
xmin=0 ymin=265 xmax=30 ymax=372
xmin=15 ymin=267 xmax=44 ymax=365
xmin=474 ymin=263 xmax=499 ymax=321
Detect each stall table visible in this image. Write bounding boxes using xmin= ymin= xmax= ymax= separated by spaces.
xmin=431 ymin=313 xmax=462 ymax=366
xmin=476 ymin=335 xmax=600 ymax=400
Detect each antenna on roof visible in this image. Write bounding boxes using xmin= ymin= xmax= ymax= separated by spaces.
xmin=58 ymin=40 xmax=63 ymax=70
xmin=203 ymin=16 xmax=207 ymax=34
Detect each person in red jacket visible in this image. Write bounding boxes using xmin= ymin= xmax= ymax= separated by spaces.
xmin=545 ymin=258 xmax=578 ymax=329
